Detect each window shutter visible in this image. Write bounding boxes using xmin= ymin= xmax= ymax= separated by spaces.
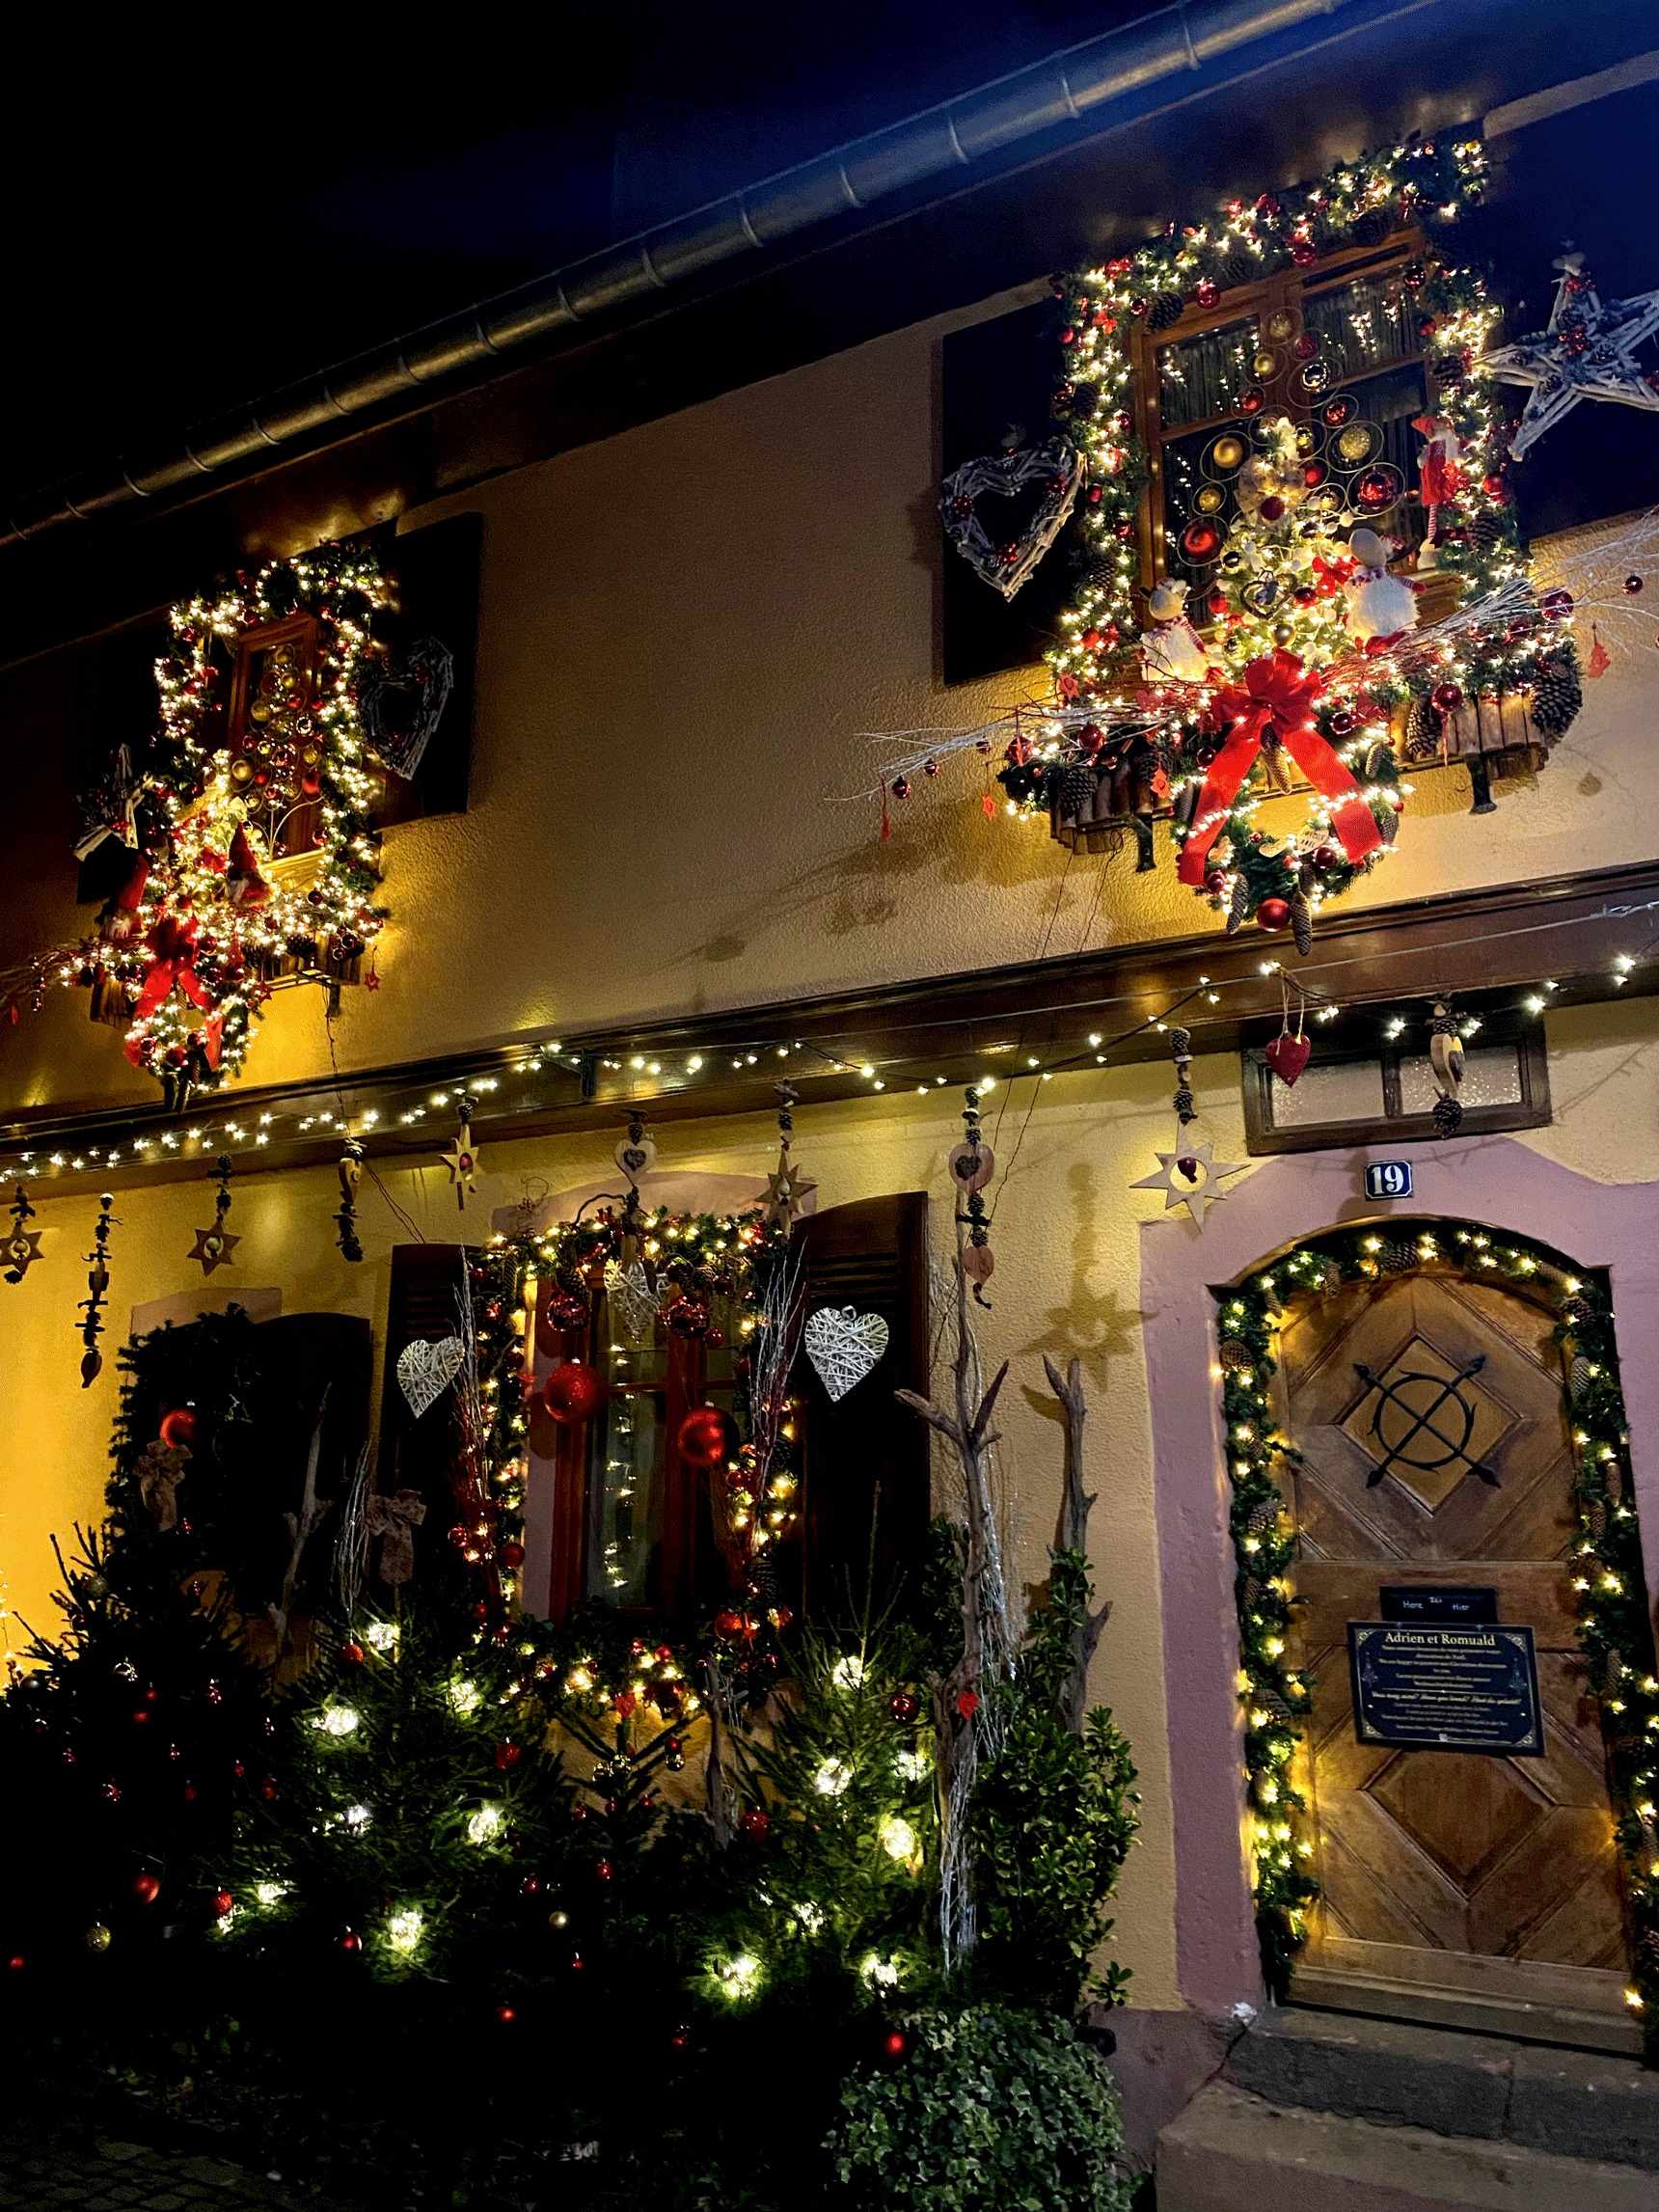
xmin=791 ymin=1193 xmax=930 ymax=1624
xmin=379 ymin=1243 xmax=476 ymax=1585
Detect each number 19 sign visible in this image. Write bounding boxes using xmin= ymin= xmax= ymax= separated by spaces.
xmin=1365 ymin=1161 xmax=1414 ymax=1200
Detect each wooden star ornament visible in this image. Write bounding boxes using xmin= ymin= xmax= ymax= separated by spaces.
xmin=762 ymin=1151 xmax=817 ymax=1234
xmin=1130 ymin=1139 xmax=1246 ymax=1227
xmin=1485 ymin=254 xmax=1659 ymax=460
xmin=188 ymin=1157 xmax=237 ymax=1274
xmin=443 ymin=1113 xmax=481 ymax=1210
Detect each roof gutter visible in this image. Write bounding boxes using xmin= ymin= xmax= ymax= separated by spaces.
xmin=11 ymin=0 xmax=1379 ymax=548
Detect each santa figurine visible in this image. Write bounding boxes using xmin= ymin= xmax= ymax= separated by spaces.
xmin=1343 ymin=528 xmax=1419 ymax=646
xmin=1410 ymin=414 xmax=1462 ymax=570
xmin=1139 ymin=578 xmax=1212 ymax=685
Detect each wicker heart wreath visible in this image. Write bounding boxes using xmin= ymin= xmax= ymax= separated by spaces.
xmin=803 ymin=1305 xmax=890 ymax=1402
xmin=938 ymin=435 xmax=1082 ymax=600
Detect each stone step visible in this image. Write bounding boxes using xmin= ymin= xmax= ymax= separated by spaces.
xmin=1227 ymin=2001 xmax=1659 ymax=2171
xmin=1156 ymin=2080 xmax=1659 ymax=2210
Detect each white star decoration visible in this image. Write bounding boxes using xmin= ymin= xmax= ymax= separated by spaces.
xmin=1130 ymin=1139 xmax=1247 ymax=1227
xmin=1484 ymin=254 xmax=1659 ymax=460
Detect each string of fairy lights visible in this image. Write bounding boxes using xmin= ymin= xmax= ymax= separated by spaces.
xmin=0 ymin=893 xmax=1653 ymax=1189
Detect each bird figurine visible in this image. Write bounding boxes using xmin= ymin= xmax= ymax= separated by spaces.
xmin=1343 ymin=529 xmax=1419 ymax=645
xmin=1139 ymin=578 xmax=1212 ymax=685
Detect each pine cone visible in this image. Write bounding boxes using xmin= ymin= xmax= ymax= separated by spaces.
xmin=1350 ymin=208 xmax=1392 ymax=248
xmin=1529 ymin=654 xmax=1583 ymax=738
xmin=1404 ymin=695 xmax=1442 ymax=762
xmin=1467 ymin=510 xmax=1505 ymax=556
xmin=1289 ymin=891 xmax=1313 ymax=957
xmin=1569 ymin=1354 xmax=1592 ymax=1401
xmin=1057 ymin=763 xmax=1099 ymax=819
xmin=1227 ymin=875 xmax=1251 ymax=934
xmin=1147 ymin=290 xmax=1185 ymax=332
xmin=1562 ymin=1294 xmax=1595 ymax=1328
xmin=1217 ymin=248 xmax=1257 ymax=290
xmin=1219 ymin=1338 xmax=1253 ymax=1373
xmin=1365 ymin=739 xmax=1395 ymax=779
xmin=1377 ymin=801 xmax=1400 ymax=846
xmin=1431 ymin=1092 xmax=1464 ymax=1137
xmin=1379 ymin=1241 xmax=1418 ymax=1275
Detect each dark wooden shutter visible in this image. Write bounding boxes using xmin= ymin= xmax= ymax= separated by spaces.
xmin=791 ymin=1193 xmax=930 ymax=1625
xmin=373 ymin=512 xmax=482 ymax=824
xmin=378 ymin=1243 xmax=476 ymax=1583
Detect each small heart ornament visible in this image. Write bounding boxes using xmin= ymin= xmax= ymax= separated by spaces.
xmin=803 ymin=1306 xmax=890 ymax=1403
xmin=1264 ymin=1033 xmax=1312 ymax=1087
xmin=396 ymin=1335 xmax=465 ymax=1419
xmin=938 ymin=436 xmax=1082 ymax=600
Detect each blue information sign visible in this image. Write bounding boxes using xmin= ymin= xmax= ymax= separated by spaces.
xmin=1365 ymin=1161 xmax=1413 ymax=1199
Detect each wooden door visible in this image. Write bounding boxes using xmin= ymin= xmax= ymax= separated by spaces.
xmin=1277 ymin=1265 xmax=1635 ymax=2049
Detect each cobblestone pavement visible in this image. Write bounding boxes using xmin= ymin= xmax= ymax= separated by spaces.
xmin=0 ymin=2120 xmax=324 ymax=2211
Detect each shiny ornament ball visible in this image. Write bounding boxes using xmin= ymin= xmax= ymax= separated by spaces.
xmin=1307 ymin=844 xmax=1339 ymax=871
xmin=1327 ymin=710 xmax=1356 ymax=738
xmin=495 ymin=2004 xmax=517 ymax=2025
xmin=494 ymin=1741 xmax=523 ymax=1771
xmin=1203 ymin=867 xmax=1228 ymax=895
xmin=85 ymin=1924 xmax=112 ymax=1954
xmin=541 ymin=1362 xmax=608 ymax=1425
xmin=213 ymin=1889 xmax=234 ymax=1918
xmin=1195 ymin=277 xmax=1219 ymax=308
xmin=739 ymin=1809 xmax=770 ymax=1840
xmin=1431 ymin=681 xmax=1463 ymax=713
xmin=665 ymin=1295 xmax=713 ymax=1339
xmin=159 ymin=1407 xmax=197 ymax=1450
xmin=499 ymin=1541 xmax=526 ymax=1570
xmin=340 ymin=1931 xmax=362 ymax=1954
xmin=132 ymin=1872 xmax=161 ymax=1905
xmin=1625 ymin=574 xmax=1645 ymax=595
xmin=889 ymin=1690 xmax=921 ymax=1725
xmin=923 ymin=757 xmax=939 ymax=778
xmin=891 ymin=777 xmax=911 ymax=800
xmin=1539 ymin=588 xmax=1573 ymax=620
xmin=677 ymin=1405 xmax=738 ymax=1468
xmin=340 ymin=1640 xmax=366 ymax=1666
xmin=542 ymin=1290 xmax=589 ymax=1333
xmin=1256 ymin=897 xmax=1292 ymax=932
xmin=1259 ymin=495 xmax=1287 ymax=524
xmin=1129 ymin=295 xmax=1150 ymax=317
xmin=883 ymin=2030 xmax=907 ymax=2059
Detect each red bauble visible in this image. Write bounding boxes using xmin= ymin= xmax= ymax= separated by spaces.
xmin=891 ymin=778 xmax=911 ymax=800
xmin=1256 ymin=898 xmax=1292 ymax=932
xmin=340 ymin=1641 xmax=366 ymax=1667
xmin=1258 ymin=495 xmax=1287 ymax=524
xmin=495 ymin=1741 xmax=523 ymax=1770
xmin=1203 ymin=869 xmax=1228 ymax=896
xmin=212 ymin=1889 xmax=234 ymax=1918
xmin=714 ymin=1609 xmax=749 ymax=1640
xmin=1482 ymin=474 xmax=1509 ymax=502
xmin=1307 ymin=845 xmax=1339 ymax=871
xmin=1195 ymin=278 xmax=1219 ymax=308
xmin=1290 ymin=237 xmax=1317 ymax=266
xmin=665 ymin=1296 xmax=713 ymax=1339
xmin=159 ymin=1407 xmax=197 ymax=1450
xmin=495 ymin=2004 xmax=517 ymax=2025
xmin=739 ymin=1809 xmax=770 ymax=1840
xmin=1180 ymin=519 xmax=1223 ymax=562
xmin=340 ymin=1931 xmax=362 ymax=1953
xmin=132 ymin=1872 xmax=161 ymax=1905
xmin=541 ymin=1362 xmax=608 ymax=1425
xmin=1237 ymin=385 xmax=1265 ymax=416
xmin=499 ymin=1541 xmax=526 ymax=1570
xmin=889 ymin=1690 xmax=921 ymax=1725
xmin=1431 ymin=681 xmax=1463 ymax=714
xmin=1625 ymin=574 xmax=1645 ymax=595
xmin=883 ymin=2031 xmax=908 ymax=2059
xmin=1539 ymin=588 xmax=1574 ymax=620
xmin=542 ymin=1290 xmax=589 ymax=1333
xmin=677 ymin=1405 xmax=738 ymax=1468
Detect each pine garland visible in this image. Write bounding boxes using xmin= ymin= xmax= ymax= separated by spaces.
xmin=1218 ymin=1223 xmax=1659 ymax=2034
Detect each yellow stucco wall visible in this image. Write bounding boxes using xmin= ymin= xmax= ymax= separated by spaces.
xmin=4 ymin=995 xmax=1657 ymax=2012
xmin=1 ymin=287 xmax=1656 ymax=1112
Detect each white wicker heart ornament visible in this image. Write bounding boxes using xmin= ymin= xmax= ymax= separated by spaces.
xmin=803 ymin=1306 xmax=889 ymax=1403
xmin=396 ymin=1335 xmax=465 ymax=1419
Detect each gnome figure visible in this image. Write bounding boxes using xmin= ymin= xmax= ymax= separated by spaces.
xmin=1343 ymin=529 xmax=1419 ymax=645
xmin=1139 ymin=578 xmax=1212 ymax=685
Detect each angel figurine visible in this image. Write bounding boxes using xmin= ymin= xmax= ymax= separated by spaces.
xmin=1343 ymin=528 xmax=1419 ymax=645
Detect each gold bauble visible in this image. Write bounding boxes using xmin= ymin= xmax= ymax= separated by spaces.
xmin=1195 ymin=486 xmax=1225 ymax=514
xmin=86 ymin=1924 xmax=112 ymax=1953
xmin=1337 ymin=424 xmax=1373 ymax=462
xmin=1210 ymin=434 xmax=1246 ymax=472
xmin=1266 ymin=311 xmax=1295 ymax=340
xmin=1252 ymin=349 xmax=1279 ymax=377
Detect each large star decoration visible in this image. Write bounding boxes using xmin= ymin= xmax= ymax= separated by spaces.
xmin=1484 ymin=254 xmax=1659 ymax=460
xmin=762 ymin=1150 xmax=818 ymax=1234
xmin=188 ymin=1224 xmax=239 ymax=1275
xmin=1130 ymin=1139 xmax=1246 ymax=1227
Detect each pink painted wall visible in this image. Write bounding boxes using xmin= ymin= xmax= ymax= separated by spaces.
xmin=1140 ymin=1136 xmax=1659 ymax=2017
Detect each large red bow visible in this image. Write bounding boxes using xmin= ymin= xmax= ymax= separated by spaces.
xmin=124 ymin=915 xmax=221 ymax=1068
xmin=1177 ymin=649 xmax=1383 ymax=888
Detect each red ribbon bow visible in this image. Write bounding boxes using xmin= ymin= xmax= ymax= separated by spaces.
xmin=125 ymin=915 xmax=222 ymax=1069
xmin=1177 ymin=649 xmax=1383 ymax=888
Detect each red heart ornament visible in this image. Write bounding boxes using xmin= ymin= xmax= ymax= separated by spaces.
xmin=1265 ymin=1033 xmax=1312 ymax=1086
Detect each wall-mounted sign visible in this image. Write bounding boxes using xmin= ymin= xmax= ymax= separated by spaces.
xmin=1348 ymin=1620 xmax=1543 ymax=1756
xmin=1365 ymin=1161 xmax=1414 ymax=1199
xmin=1379 ymin=1585 xmax=1498 ymax=1625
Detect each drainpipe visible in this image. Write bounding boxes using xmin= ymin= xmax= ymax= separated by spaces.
xmin=10 ymin=0 xmax=1379 ymax=546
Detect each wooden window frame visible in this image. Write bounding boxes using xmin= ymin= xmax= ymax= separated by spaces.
xmin=1241 ymin=1023 xmax=1551 ymax=1156
xmin=1129 ymin=226 xmax=1448 ymax=609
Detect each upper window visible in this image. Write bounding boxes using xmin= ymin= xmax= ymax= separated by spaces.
xmin=1241 ymin=1020 xmax=1550 ymax=1155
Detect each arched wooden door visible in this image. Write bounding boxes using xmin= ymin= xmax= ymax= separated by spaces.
xmin=1275 ymin=1255 xmax=1636 ymax=2051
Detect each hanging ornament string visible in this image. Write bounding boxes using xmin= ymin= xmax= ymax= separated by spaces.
xmin=3 ymin=1184 xmax=41 ymax=1284
xmin=187 ymin=1156 xmax=238 ymax=1275
xmin=442 ymin=1095 xmax=481 ymax=1212
xmin=762 ymin=1080 xmax=817 ymax=1234
xmin=948 ymin=1088 xmax=996 ymax=1307
xmin=77 ymin=1192 xmax=119 ymax=1387
xmin=336 ymin=1135 xmax=365 ymax=1263
xmin=1129 ymin=1026 xmax=1246 ymax=1227
xmin=1265 ymin=975 xmax=1312 ymax=1087
xmin=1428 ymin=997 xmax=1466 ymax=1135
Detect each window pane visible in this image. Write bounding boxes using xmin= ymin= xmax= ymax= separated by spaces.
xmin=1302 ymin=272 xmax=1423 ymax=382
xmin=1158 ymin=316 xmax=1258 ymax=431
xmin=1268 ymin=1058 xmax=1386 ymax=1128
xmin=587 ymin=1386 xmax=662 ymax=1603
xmin=1398 ymin=1047 xmax=1523 ymax=1115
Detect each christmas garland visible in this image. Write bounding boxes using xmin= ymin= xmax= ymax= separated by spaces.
xmin=1217 ymin=1224 xmax=1659 ymax=2033
xmin=1006 ymin=134 xmax=1583 ymax=933
xmin=50 ymin=547 xmax=394 ymax=1096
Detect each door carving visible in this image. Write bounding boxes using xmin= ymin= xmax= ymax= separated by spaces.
xmin=1277 ymin=1262 xmax=1634 ymax=2047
